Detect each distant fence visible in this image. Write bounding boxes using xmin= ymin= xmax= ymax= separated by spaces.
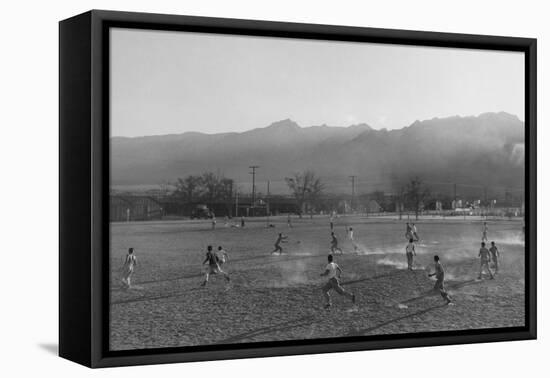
xmin=110 ymin=195 xmax=163 ymax=222
xmin=110 ymin=192 xmax=524 ymax=222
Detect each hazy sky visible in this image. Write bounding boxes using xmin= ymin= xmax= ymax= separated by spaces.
xmin=110 ymin=28 xmax=524 ymax=137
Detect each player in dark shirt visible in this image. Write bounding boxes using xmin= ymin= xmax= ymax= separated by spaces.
xmin=271 ymin=233 xmax=288 ymax=255
xmin=428 ymin=255 xmax=452 ymax=304
xmin=330 ymin=232 xmax=343 ymax=254
xmin=478 ymin=242 xmax=494 ymax=280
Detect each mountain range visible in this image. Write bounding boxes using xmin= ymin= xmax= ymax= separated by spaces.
xmin=111 ymin=112 xmax=525 ymax=195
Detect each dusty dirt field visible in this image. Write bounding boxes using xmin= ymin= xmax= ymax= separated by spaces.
xmin=109 ymin=215 xmax=525 ymax=350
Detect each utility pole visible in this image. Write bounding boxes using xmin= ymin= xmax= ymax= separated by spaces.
xmin=484 ymin=186 xmax=488 ymax=219
xmin=349 ymin=175 xmax=356 ymax=213
xmin=229 ymin=180 xmax=234 ymax=218
xmin=266 ymin=180 xmax=270 ymax=227
xmin=399 ymin=187 xmax=405 ymax=220
xmin=453 ymin=183 xmax=457 ymax=208
xmin=249 ymin=165 xmax=259 ymax=216
xmin=235 ymin=190 xmax=239 ymax=218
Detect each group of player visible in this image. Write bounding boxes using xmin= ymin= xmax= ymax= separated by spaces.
xmin=404 ymin=221 xmax=502 ymax=305
xmin=200 ymin=245 xmax=231 ymax=286
xmin=403 ymin=238 xmax=452 ymax=305
xmin=118 ymin=216 xmax=503 ymax=309
xmin=118 ymin=245 xmax=231 ymax=289
xmin=322 ymin=220 xmax=454 ymax=307
xmin=270 ymin=227 xmax=353 ymax=256
xmin=213 ymin=215 xmax=247 ymax=229
xmin=479 ymin=221 xmax=501 ymax=278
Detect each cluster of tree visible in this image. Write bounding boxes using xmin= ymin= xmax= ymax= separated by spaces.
xmin=173 ymin=172 xmax=234 ymax=205
xmin=392 ymin=177 xmax=431 ymax=220
xmin=285 ymin=170 xmax=324 ymax=218
xmin=283 ymin=172 xmax=434 ymax=219
xmin=171 ymin=170 xmax=436 ymax=220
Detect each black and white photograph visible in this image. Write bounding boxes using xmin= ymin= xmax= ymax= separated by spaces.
xmin=3 ymin=0 xmax=548 ymax=375
xmin=108 ymin=27 xmax=527 ymax=351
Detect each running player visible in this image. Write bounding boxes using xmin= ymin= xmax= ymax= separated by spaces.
xmin=287 ymin=213 xmax=293 ymax=228
xmin=211 ymin=214 xmax=217 ymax=230
xmin=330 ymin=232 xmax=343 ymax=254
xmin=478 ymin=242 xmax=494 ymax=280
xmin=412 ymin=223 xmax=419 ymax=241
xmin=201 ymin=245 xmax=230 ymax=286
xmin=320 ymin=254 xmax=356 ymax=309
xmin=405 ymin=222 xmax=413 ymax=240
xmin=217 ymin=245 xmax=229 ymax=266
xmin=120 ymin=247 xmax=137 ymax=289
xmin=481 ymin=222 xmax=488 ymax=242
xmin=489 ymin=241 xmax=500 ymax=274
xmin=271 ymin=233 xmax=288 ymax=255
xmin=329 ymin=214 xmax=334 ymax=231
xmin=405 ymin=238 xmax=416 ymax=270
xmin=241 ymin=216 xmax=245 ymax=228
xmin=348 ymin=226 xmax=359 ymax=252
xmin=428 ymin=255 xmax=452 ymax=304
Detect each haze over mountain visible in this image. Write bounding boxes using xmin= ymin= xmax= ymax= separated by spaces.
xmin=111 ymin=112 xmax=525 ymax=195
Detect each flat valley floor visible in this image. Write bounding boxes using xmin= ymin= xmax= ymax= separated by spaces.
xmin=109 ymin=215 xmax=525 ymax=350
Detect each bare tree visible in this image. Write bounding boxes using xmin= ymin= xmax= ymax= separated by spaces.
xmin=392 ymin=186 xmax=405 ymax=220
xmin=285 ymin=170 xmax=324 ymax=218
xmin=405 ymin=177 xmax=430 ymax=220
xmin=174 ymin=175 xmax=203 ymax=203
xmin=201 ymin=172 xmax=220 ymax=205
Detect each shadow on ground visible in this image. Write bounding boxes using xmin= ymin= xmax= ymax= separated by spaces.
xmin=219 ymin=316 xmax=315 ymax=344
xmin=38 ymin=343 xmax=58 ymax=355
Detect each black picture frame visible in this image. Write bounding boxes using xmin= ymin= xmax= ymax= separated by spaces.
xmin=59 ymin=9 xmax=537 ymax=368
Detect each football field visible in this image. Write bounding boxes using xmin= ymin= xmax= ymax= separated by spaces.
xmin=109 ymin=215 xmax=525 ymax=351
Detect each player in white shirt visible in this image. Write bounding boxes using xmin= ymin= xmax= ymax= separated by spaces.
xmin=216 ymin=245 xmax=229 ymax=265
xmin=405 ymin=238 xmax=416 ymax=270
xmin=120 ymin=247 xmax=137 ymax=289
xmin=489 ymin=241 xmax=500 ymax=274
xmin=412 ymin=223 xmax=419 ymax=241
xmin=481 ymin=222 xmax=488 ymax=242
xmin=405 ymin=223 xmax=413 ymax=240
xmin=320 ymin=254 xmax=356 ymax=309
xmin=211 ymin=214 xmax=216 ymax=230
xmin=348 ymin=226 xmax=359 ymax=252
